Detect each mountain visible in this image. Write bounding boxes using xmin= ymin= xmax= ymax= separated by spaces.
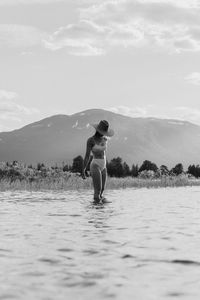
xmin=0 ymin=108 xmax=200 ymax=167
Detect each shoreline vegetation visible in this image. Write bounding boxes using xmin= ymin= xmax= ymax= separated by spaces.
xmin=0 ymin=160 xmax=200 ymax=191
xmin=1 ymin=175 xmax=200 ymax=191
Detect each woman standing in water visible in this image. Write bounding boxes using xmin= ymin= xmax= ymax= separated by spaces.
xmin=82 ymin=120 xmax=114 ymax=203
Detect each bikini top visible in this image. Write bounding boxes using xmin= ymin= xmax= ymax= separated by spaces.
xmin=91 ymin=137 xmax=107 ymax=154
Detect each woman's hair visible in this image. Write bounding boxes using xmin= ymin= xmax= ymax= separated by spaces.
xmin=94 ymin=131 xmax=103 ymax=137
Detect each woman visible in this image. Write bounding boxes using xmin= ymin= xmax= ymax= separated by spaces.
xmin=82 ymin=120 xmax=114 ymax=203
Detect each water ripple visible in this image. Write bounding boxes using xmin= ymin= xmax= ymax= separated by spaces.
xmin=1 ymin=187 xmax=200 ymax=299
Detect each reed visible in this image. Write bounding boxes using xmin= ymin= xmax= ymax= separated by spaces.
xmin=0 ymin=174 xmax=199 ymax=191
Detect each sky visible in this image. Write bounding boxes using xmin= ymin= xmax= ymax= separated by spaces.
xmin=1 ymin=0 xmax=200 ymax=131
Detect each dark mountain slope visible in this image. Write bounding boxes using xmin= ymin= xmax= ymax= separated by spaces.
xmin=0 ymin=108 xmax=199 ymax=167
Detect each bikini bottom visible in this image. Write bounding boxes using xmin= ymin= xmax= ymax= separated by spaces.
xmin=90 ymin=158 xmax=106 ymax=172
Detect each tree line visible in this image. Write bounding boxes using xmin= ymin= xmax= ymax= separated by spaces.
xmin=0 ymin=158 xmax=200 ymax=182
xmin=67 ymin=155 xmax=200 ymax=178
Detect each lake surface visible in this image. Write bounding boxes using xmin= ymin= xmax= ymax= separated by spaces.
xmin=1 ymin=187 xmax=200 ymax=300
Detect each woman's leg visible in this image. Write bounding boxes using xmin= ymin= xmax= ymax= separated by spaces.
xmin=100 ymin=168 xmax=107 ymax=198
xmin=90 ymin=163 xmax=102 ymax=201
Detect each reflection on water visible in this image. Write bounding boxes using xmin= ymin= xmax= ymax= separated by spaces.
xmin=1 ymin=187 xmax=200 ymax=299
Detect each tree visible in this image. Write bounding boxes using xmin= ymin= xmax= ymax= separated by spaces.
xmin=71 ymin=155 xmax=84 ymax=173
xmin=131 ymin=164 xmax=139 ymax=177
xmin=139 ymin=160 xmax=158 ymax=173
xmin=171 ymin=163 xmax=184 ymax=175
xmin=160 ymin=165 xmax=169 ymax=176
xmin=12 ymin=160 xmax=18 ymax=166
xmin=107 ymin=157 xmax=124 ymax=177
xmin=63 ymin=164 xmax=70 ymax=172
xmin=188 ymin=164 xmax=200 ymax=178
xmin=123 ymin=162 xmax=131 ymax=177
xmin=37 ymin=163 xmax=45 ymax=171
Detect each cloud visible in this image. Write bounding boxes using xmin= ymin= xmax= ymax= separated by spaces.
xmin=109 ymin=105 xmax=200 ymax=126
xmin=42 ymin=0 xmax=200 ymax=55
xmin=0 ymin=89 xmax=39 ymax=124
xmin=21 ymin=51 xmax=34 ymax=56
xmin=1 ymin=0 xmax=200 ymax=55
xmin=184 ymin=72 xmax=200 ymax=85
xmin=44 ymin=20 xmax=106 ymax=55
xmin=138 ymin=0 xmax=200 ymax=9
xmin=174 ymin=106 xmax=200 ymax=124
xmin=0 ymin=0 xmax=66 ymax=5
xmin=0 ymin=24 xmax=48 ymax=48
xmin=109 ymin=105 xmax=148 ymax=118
xmin=82 ymin=0 xmax=200 ymax=9
xmin=0 ymin=22 xmax=106 ymax=56
xmin=0 ymin=102 xmax=39 ymax=132
xmin=0 ymin=101 xmax=39 ymax=118
xmin=0 ymin=89 xmax=18 ymax=100
xmin=79 ymin=0 xmax=200 ymax=54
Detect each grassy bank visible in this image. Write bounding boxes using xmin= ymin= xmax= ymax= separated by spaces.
xmin=0 ymin=173 xmax=199 ymax=191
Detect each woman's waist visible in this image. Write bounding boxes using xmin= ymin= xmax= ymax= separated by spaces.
xmin=92 ymin=156 xmax=106 ymax=161
xmin=91 ymin=149 xmax=106 ymax=156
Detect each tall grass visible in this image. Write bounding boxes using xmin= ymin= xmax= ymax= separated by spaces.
xmin=0 ymin=173 xmax=199 ymax=191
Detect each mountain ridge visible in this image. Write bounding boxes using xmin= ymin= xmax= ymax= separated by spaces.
xmin=0 ymin=108 xmax=199 ymax=167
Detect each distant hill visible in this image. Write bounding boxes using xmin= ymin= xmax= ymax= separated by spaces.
xmin=0 ymin=108 xmax=200 ymax=167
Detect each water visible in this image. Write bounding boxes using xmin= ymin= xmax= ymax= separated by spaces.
xmin=1 ymin=187 xmax=200 ymax=300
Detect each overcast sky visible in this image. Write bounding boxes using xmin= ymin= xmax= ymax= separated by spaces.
xmin=0 ymin=0 xmax=200 ymax=131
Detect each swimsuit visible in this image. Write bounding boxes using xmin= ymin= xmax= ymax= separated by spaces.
xmin=90 ymin=158 xmax=106 ymax=171
xmin=90 ymin=138 xmax=107 ymax=172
